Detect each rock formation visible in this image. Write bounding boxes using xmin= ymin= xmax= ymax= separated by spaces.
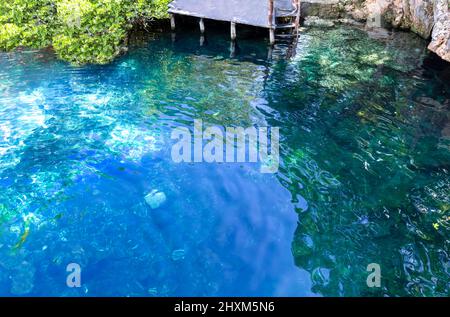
xmin=428 ymin=0 xmax=450 ymax=61
xmin=300 ymin=0 xmax=450 ymax=62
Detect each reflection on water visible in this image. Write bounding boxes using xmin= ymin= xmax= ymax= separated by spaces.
xmin=0 ymin=25 xmax=449 ymax=296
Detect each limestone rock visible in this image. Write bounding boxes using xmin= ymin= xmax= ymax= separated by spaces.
xmin=300 ymin=0 xmax=450 ymax=63
xmin=428 ymin=0 xmax=450 ymax=62
xmin=363 ymin=0 xmax=434 ymax=38
xmin=304 ymin=16 xmax=336 ymax=27
xmin=301 ymin=0 xmax=344 ymax=19
xmin=144 ymin=190 xmax=167 ymax=209
xmin=354 ymin=0 xmax=449 ymax=62
xmin=407 ymin=0 xmax=435 ymax=38
xmin=171 ymin=249 xmax=186 ymax=261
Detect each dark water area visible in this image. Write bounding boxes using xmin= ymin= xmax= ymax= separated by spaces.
xmin=0 ymin=24 xmax=449 ymax=296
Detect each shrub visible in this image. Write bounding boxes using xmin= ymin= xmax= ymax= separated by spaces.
xmin=0 ymin=0 xmax=171 ymax=64
xmin=136 ymin=0 xmax=171 ymax=20
xmin=53 ymin=0 xmax=132 ymax=64
xmin=0 ymin=23 xmax=22 ymax=50
xmin=0 ymin=0 xmax=56 ymax=50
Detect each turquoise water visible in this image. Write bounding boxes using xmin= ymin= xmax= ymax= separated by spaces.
xmin=0 ymin=25 xmax=449 ymax=296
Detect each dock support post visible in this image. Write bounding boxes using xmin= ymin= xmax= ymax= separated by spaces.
xmin=267 ymin=45 xmax=273 ymax=60
xmin=230 ymin=41 xmax=237 ymax=58
xmin=269 ymin=28 xmax=275 ymax=45
xmin=231 ymin=22 xmax=237 ymax=41
xmin=199 ymin=18 xmax=205 ymax=34
xmin=268 ymin=0 xmax=275 ymax=45
xmin=170 ymin=14 xmax=176 ymax=31
xmin=295 ymin=0 xmax=301 ymax=35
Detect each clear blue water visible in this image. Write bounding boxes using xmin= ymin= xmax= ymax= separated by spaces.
xmin=0 ymin=25 xmax=449 ymax=296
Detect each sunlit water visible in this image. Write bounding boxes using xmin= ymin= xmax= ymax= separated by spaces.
xmin=0 ymin=25 xmax=449 ymax=296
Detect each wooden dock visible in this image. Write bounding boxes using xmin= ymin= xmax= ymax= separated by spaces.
xmin=168 ymin=0 xmax=301 ymax=45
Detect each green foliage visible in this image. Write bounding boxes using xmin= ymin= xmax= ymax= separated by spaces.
xmin=0 ymin=204 xmax=14 ymax=225
xmin=0 ymin=0 xmax=56 ymax=50
xmin=53 ymin=0 xmax=132 ymax=64
xmin=0 ymin=24 xmax=22 ymax=50
xmin=0 ymin=0 xmax=171 ymax=64
xmin=136 ymin=0 xmax=171 ymax=20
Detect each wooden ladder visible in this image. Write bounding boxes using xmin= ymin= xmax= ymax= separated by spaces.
xmin=269 ymin=0 xmax=301 ymax=45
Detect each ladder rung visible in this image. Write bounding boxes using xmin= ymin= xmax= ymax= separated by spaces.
xmin=276 ymin=33 xmax=295 ymax=38
xmin=276 ymin=10 xmax=298 ymax=18
xmin=277 ymin=14 xmax=297 ymax=18
xmin=275 ymin=23 xmax=296 ymax=29
xmin=277 ymin=7 xmax=296 ymax=12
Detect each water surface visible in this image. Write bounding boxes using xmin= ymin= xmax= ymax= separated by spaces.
xmin=0 ymin=25 xmax=449 ymax=296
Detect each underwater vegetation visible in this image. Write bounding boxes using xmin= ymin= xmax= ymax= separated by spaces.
xmin=0 ymin=25 xmax=449 ymax=296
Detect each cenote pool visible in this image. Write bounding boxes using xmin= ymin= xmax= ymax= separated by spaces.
xmin=0 ymin=25 xmax=449 ymax=296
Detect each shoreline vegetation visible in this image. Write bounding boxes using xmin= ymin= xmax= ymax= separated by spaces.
xmin=0 ymin=0 xmax=171 ymax=64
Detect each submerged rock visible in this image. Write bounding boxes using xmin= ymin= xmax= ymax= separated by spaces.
xmin=144 ymin=190 xmax=167 ymax=209
xmin=301 ymin=0 xmax=343 ymax=19
xmin=171 ymin=249 xmax=186 ymax=261
xmin=301 ymin=0 xmax=450 ymax=62
xmin=361 ymin=0 xmax=449 ymax=61
xmin=304 ymin=16 xmax=336 ymax=27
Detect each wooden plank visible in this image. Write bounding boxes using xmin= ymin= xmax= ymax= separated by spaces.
xmin=169 ymin=0 xmax=272 ymax=28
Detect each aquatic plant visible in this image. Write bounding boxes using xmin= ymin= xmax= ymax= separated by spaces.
xmin=267 ymin=28 xmax=450 ymax=296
